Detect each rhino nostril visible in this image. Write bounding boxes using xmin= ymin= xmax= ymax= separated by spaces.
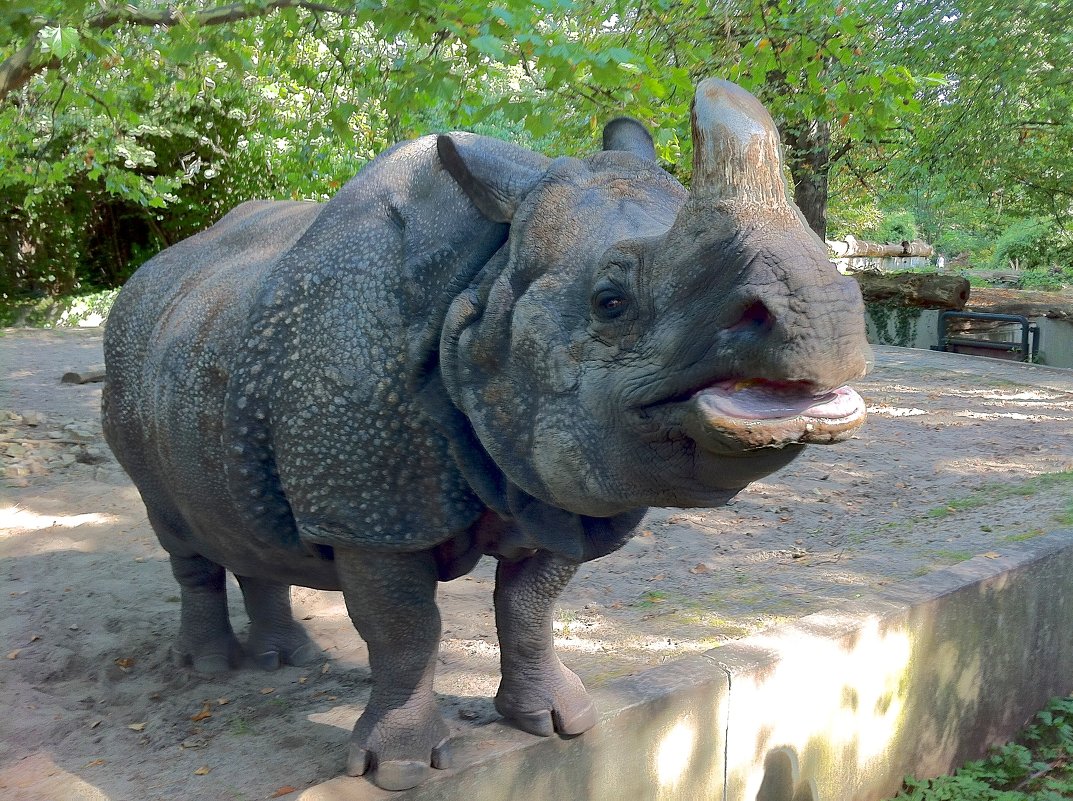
xmin=728 ymin=300 xmax=774 ymax=334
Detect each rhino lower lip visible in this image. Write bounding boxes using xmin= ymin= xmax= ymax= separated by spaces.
xmin=684 ymin=381 xmax=867 ymax=451
xmin=639 ymin=378 xmax=867 ymax=452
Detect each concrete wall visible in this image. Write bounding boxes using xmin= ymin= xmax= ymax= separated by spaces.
xmin=865 ymin=305 xmax=1073 ymax=368
xmin=301 ymin=530 xmax=1073 ymax=801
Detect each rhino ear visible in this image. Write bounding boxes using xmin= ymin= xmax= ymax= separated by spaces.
xmin=602 ymin=117 xmax=657 ymax=161
xmin=437 ymin=134 xmax=549 ymax=223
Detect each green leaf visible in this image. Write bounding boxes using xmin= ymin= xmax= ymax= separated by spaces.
xmin=39 ymin=26 xmax=81 ymax=60
xmin=471 ymin=35 xmax=506 ymax=60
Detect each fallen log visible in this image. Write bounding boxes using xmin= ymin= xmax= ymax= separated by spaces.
xmin=966 ymin=287 xmax=1073 ymax=321
xmin=61 ymin=366 xmax=106 ymax=384
xmin=853 ymin=273 xmax=970 ymax=310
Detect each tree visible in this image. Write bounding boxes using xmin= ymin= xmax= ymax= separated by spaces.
xmin=0 ymin=0 xmax=631 ymax=297
xmin=7 ymin=0 xmax=1065 ymax=299
xmin=894 ymin=0 xmax=1073 ymax=230
xmin=548 ymin=0 xmax=923 ymax=239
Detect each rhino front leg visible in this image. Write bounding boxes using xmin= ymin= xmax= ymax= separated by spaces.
xmin=493 ymin=551 xmax=597 ymax=737
xmin=170 ymin=553 xmax=243 ymax=673
xmin=236 ymin=576 xmax=320 ymax=670
xmin=336 ymin=547 xmax=450 ymax=791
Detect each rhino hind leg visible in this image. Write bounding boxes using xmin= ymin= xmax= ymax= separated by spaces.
xmin=169 ymin=553 xmax=243 ymax=673
xmin=236 ymin=576 xmax=319 ymax=670
xmin=336 ymin=547 xmax=451 ymax=791
xmin=493 ymin=551 xmax=597 ymax=737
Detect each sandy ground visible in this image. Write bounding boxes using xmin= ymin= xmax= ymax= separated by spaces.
xmin=2 ymin=327 xmax=1072 ymax=801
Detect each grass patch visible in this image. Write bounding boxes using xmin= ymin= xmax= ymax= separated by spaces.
xmin=1056 ymin=496 xmax=1073 ymax=527
xmin=849 ymin=472 xmax=1071 ymax=563
xmin=634 ymin=590 xmax=669 ymax=608
xmin=920 ymin=471 xmax=1072 ymax=524
xmin=890 ymin=695 xmax=1073 ymax=799
xmin=228 ymin=717 xmax=254 ymax=736
xmin=671 ymin=610 xmax=755 ymax=638
xmin=924 ymin=549 xmax=973 ymax=564
xmin=1003 ymin=530 xmax=1046 ymax=543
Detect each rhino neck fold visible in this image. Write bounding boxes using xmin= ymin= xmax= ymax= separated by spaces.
xmin=417 ymin=264 xmax=645 ymax=565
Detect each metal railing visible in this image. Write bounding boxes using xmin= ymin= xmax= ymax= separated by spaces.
xmin=932 ymin=311 xmax=1040 ymax=363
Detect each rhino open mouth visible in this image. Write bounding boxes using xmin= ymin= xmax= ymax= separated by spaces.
xmin=680 ymin=379 xmax=866 ymax=452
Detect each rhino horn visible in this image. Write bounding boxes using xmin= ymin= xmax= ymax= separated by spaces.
xmin=689 ymin=78 xmax=790 ymax=210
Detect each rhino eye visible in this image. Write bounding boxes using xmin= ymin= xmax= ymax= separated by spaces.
xmin=592 ymin=286 xmax=630 ymax=321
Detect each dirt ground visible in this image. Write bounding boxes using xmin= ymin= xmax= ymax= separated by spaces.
xmin=2 ymin=327 xmax=1072 ymax=801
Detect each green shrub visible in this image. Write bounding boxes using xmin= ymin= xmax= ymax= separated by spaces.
xmin=990 ymin=217 xmax=1072 ymax=273
xmin=1018 ymin=265 xmax=1073 ymax=291
xmin=892 ymin=695 xmax=1073 ymax=800
xmin=0 ymin=288 xmax=120 ymax=328
xmin=876 ymin=209 xmax=919 ymax=243
xmin=827 ymin=196 xmax=886 ymax=241
xmin=934 ymin=228 xmax=985 ymax=261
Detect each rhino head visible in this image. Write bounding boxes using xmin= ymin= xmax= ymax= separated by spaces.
xmin=437 ymin=79 xmax=869 ymax=519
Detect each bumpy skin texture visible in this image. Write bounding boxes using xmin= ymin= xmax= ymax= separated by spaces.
xmin=104 ymin=86 xmax=871 ymax=790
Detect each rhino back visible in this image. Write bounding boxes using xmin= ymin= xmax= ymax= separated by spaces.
xmin=103 ymin=200 xmax=329 ymax=578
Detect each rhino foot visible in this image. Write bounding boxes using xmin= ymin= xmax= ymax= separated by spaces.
xmin=497 ymin=700 xmax=597 ymax=738
xmin=236 ymin=576 xmax=321 ymax=671
xmin=246 ymin=623 xmax=320 ymax=671
xmin=495 ymin=660 xmax=597 ymax=737
xmin=345 ymin=705 xmax=452 ymax=791
xmin=173 ymin=634 xmax=243 ymax=674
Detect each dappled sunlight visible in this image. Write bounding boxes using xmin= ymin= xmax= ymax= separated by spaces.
xmin=306 ymin=704 xmax=360 ymax=733
xmin=725 ymin=614 xmax=913 ymax=800
xmin=954 ymin=410 xmax=1064 ymax=421
xmin=440 ymin=637 xmax=500 ymax=658
xmin=655 ymin=717 xmax=697 ymax=788
xmin=958 ymin=388 xmax=1065 ymax=402
xmin=0 ymin=505 xmax=118 ymax=536
xmin=867 ymin=405 xmax=927 ymax=417
xmin=929 ymin=459 xmax=1066 ymax=481
xmin=1 ymin=753 xmax=111 ymax=801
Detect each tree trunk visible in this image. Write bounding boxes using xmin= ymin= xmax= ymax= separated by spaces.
xmin=783 ymin=119 xmax=830 ymax=240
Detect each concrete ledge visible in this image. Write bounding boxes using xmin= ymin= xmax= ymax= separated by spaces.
xmin=301 ymin=654 xmax=730 ymax=800
xmin=721 ymin=528 xmax=1073 ymax=800
xmin=302 ymin=529 xmax=1073 ymax=800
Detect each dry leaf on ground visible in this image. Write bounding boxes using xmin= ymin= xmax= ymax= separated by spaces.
xmin=191 ymin=703 xmax=212 ymax=722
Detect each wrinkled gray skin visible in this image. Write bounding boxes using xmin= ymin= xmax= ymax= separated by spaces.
xmin=103 ymin=80 xmax=870 ymax=791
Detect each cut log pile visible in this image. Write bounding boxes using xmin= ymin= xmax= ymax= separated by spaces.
xmin=828 ymin=236 xmax=935 ymax=259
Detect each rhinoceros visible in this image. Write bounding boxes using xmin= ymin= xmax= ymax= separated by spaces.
xmin=102 ymin=78 xmax=869 ymax=790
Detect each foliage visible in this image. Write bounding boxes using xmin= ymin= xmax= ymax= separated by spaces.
xmin=826 ymin=192 xmax=885 ymax=241
xmin=990 ymin=218 xmax=1073 ymax=274
xmin=884 ymin=0 xmax=1073 ymax=241
xmin=0 ymin=0 xmax=1071 ymax=305
xmin=586 ymin=0 xmax=925 ymax=235
xmin=0 ymin=287 xmax=119 ymax=328
xmin=892 ymin=695 xmax=1073 ymax=800
xmin=1008 ymin=265 xmax=1073 ymax=292
xmin=0 ymin=0 xmax=638 ymax=301
xmin=876 ymin=210 xmax=919 ymax=244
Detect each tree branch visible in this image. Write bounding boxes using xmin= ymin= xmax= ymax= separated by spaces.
xmin=0 ymin=28 xmax=58 ymax=102
xmin=86 ymin=0 xmax=355 ymax=29
xmin=0 ymin=0 xmax=358 ymax=103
